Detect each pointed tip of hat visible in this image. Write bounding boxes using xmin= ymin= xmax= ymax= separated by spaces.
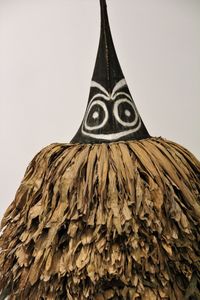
xmin=92 ymin=0 xmax=124 ymax=93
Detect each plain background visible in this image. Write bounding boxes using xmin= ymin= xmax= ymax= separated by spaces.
xmin=0 ymin=0 xmax=199 ymax=220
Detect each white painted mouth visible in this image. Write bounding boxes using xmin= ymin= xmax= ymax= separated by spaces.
xmin=82 ymin=118 xmax=142 ymax=141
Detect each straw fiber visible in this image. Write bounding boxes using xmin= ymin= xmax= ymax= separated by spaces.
xmin=0 ymin=138 xmax=200 ymax=299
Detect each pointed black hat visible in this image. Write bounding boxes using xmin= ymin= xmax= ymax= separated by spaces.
xmin=71 ymin=0 xmax=150 ymax=144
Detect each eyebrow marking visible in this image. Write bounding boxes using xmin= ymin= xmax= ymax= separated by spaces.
xmin=111 ymin=79 xmax=127 ymax=98
xmin=90 ymin=93 xmax=110 ymax=102
xmin=112 ymin=92 xmax=132 ymax=100
xmin=90 ymin=79 xmax=129 ymax=102
xmin=91 ymin=81 xmax=110 ymax=97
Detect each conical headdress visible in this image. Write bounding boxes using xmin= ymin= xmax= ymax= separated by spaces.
xmin=71 ymin=0 xmax=150 ymax=144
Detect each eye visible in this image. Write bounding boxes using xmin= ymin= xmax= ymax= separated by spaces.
xmin=84 ymin=100 xmax=108 ymax=130
xmin=113 ymin=99 xmax=139 ymax=127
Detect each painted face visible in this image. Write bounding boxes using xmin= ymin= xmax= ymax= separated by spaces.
xmin=81 ymin=79 xmax=142 ymax=141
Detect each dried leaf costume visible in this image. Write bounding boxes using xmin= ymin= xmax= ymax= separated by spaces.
xmin=0 ymin=1 xmax=200 ymax=299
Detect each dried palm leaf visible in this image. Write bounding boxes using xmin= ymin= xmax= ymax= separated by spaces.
xmin=0 ymin=138 xmax=200 ymax=299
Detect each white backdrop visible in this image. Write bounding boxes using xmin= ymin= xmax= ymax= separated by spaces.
xmin=0 ymin=0 xmax=200 ymax=220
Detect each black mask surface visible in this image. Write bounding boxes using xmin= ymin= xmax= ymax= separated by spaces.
xmin=71 ymin=0 xmax=150 ymax=144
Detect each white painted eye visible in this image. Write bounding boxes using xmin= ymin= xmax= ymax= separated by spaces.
xmin=125 ymin=109 xmax=131 ymax=117
xmin=92 ymin=111 xmax=99 ymax=119
xmin=84 ymin=100 xmax=109 ymax=130
xmin=113 ymin=98 xmax=139 ymax=127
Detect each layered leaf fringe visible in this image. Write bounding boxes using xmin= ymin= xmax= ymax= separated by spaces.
xmin=0 ymin=138 xmax=200 ymax=299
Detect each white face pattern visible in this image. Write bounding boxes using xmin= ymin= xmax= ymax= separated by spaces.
xmin=81 ymin=79 xmax=142 ymax=141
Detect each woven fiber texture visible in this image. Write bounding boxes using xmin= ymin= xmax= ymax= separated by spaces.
xmin=0 ymin=138 xmax=200 ymax=299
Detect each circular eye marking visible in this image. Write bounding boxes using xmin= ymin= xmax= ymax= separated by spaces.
xmin=84 ymin=100 xmax=108 ymax=130
xmin=92 ymin=111 xmax=99 ymax=119
xmin=114 ymin=99 xmax=139 ymax=127
xmin=125 ymin=109 xmax=131 ymax=117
